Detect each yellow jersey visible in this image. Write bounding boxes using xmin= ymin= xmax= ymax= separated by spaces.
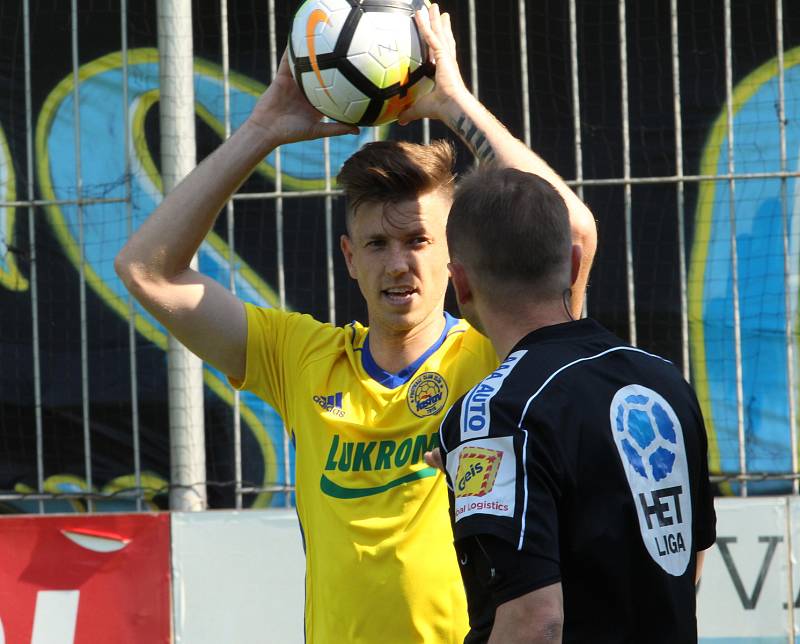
xmin=234 ymin=303 xmax=498 ymax=643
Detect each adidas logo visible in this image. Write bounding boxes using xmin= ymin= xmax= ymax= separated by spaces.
xmin=313 ymin=392 xmax=345 ymax=418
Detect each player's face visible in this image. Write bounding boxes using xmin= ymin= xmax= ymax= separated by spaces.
xmin=341 ymin=190 xmax=452 ymax=335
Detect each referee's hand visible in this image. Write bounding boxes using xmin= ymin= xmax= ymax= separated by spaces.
xmin=424 ymin=448 xmax=444 ymax=472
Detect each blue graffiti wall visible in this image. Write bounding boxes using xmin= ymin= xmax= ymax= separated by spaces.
xmin=690 ymin=49 xmax=800 ymax=494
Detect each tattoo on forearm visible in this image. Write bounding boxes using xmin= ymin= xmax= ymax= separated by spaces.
xmin=451 ymin=114 xmax=496 ymax=164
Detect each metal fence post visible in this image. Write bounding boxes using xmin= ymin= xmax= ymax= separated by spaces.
xmin=157 ymin=0 xmax=207 ymax=511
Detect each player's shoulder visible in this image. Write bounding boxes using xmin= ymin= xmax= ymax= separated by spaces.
xmin=246 ymin=302 xmax=343 ymax=335
xmin=441 ymin=315 xmax=498 ymax=369
xmin=245 ymin=302 xmax=352 ymax=361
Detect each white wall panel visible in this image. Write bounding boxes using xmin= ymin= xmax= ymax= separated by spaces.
xmin=172 ymin=510 xmax=305 ymax=644
xmin=167 ymin=501 xmax=800 ymax=642
xmin=698 ymin=497 xmax=790 ymax=642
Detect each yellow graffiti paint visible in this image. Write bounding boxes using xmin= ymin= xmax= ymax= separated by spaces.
xmin=35 ymin=49 xmax=284 ymax=507
xmin=14 ymin=471 xmax=169 ymax=512
xmin=0 ymin=125 xmax=28 ymax=291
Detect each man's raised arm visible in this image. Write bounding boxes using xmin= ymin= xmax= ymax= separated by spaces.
xmin=114 ymin=53 xmax=356 ymax=381
xmin=401 ymin=5 xmax=597 ymax=316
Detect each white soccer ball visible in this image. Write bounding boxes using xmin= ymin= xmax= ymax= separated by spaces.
xmin=288 ymin=0 xmax=435 ymax=126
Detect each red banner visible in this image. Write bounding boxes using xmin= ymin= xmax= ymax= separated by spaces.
xmin=0 ymin=513 xmax=171 ymax=643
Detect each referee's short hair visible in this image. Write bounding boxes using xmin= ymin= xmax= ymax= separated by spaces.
xmin=447 ymin=167 xmax=572 ymax=299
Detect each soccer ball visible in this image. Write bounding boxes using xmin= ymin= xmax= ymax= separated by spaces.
xmin=612 ymin=390 xmax=678 ymax=483
xmin=288 ymin=0 xmax=435 ymax=126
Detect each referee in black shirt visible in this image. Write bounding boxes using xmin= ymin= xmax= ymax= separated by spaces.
xmin=430 ymin=167 xmax=716 ymax=643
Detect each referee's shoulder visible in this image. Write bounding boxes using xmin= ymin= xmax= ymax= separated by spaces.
xmin=497 ymin=330 xmax=621 ymax=397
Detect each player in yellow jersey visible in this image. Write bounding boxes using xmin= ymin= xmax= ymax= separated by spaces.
xmin=115 ymin=5 xmax=596 ymax=643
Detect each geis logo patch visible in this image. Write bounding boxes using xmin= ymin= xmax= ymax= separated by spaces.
xmin=455 ymin=447 xmax=502 ymax=498
xmin=447 ymin=436 xmax=517 ymax=522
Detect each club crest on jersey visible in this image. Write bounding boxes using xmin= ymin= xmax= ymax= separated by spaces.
xmin=455 ymin=446 xmax=503 ymax=498
xmin=407 ymin=372 xmax=448 ymax=418
xmin=609 ymin=384 xmax=693 ymax=576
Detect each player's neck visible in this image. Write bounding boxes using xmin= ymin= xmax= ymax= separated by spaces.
xmin=366 ymin=311 xmax=447 ymax=374
xmin=482 ymin=300 xmax=572 ymax=359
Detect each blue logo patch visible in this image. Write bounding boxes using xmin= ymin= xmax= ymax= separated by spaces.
xmin=613 ymin=392 xmax=678 ymax=482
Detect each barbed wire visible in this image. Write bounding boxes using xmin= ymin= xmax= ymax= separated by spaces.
xmin=709 ymin=471 xmax=800 ymax=484
xmin=0 ymin=480 xmax=296 ymax=503
xmin=4 ymin=472 xmax=800 ymax=505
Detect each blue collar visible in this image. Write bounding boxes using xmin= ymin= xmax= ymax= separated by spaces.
xmin=361 ymin=312 xmax=460 ymax=389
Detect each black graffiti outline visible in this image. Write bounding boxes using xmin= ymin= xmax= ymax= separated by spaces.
xmin=715 ymin=535 xmax=782 ymax=610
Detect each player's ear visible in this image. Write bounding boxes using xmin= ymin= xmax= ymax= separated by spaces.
xmin=570 ymin=244 xmax=582 ymax=286
xmin=449 ymin=261 xmax=472 ymax=307
xmin=341 ymin=234 xmax=357 ymax=279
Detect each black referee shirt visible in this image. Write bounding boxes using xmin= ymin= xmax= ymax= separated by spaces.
xmin=440 ymin=318 xmax=716 ymax=643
